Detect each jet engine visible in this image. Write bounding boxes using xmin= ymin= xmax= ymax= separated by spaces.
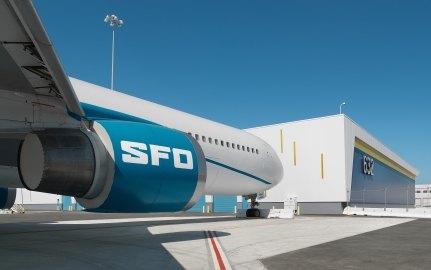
xmin=18 ymin=121 xmax=206 ymax=212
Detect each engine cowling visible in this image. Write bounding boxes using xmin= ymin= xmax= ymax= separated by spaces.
xmin=0 ymin=188 xmax=16 ymax=209
xmin=18 ymin=121 xmax=207 ymax=212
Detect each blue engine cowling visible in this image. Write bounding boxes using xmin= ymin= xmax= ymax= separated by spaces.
xmin=0 ymin=188 xmax=16 ymax=209
xmin=77 ymin=120 xmax=207 ymax=212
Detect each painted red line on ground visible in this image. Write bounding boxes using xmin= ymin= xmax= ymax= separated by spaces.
xmin=208 ymin=230 xmax=226 ymax=270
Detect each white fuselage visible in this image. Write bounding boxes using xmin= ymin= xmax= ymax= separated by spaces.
xmin=0 ymin=78 xmax=283 ymax=196
xmin=71 ymin=78 xmax=283 ymax=195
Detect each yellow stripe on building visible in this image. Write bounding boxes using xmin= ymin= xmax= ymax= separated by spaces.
xmin=280 ymin=129 xmax=284 ymax=153
xmin=354 ymin=138 xmax=416 ymax=180
xmin=320 ymin=153 xmax=324 ymax=179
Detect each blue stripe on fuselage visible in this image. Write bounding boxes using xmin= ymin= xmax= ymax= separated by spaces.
xmin=206 ymin=158 xmax=271 ymax=185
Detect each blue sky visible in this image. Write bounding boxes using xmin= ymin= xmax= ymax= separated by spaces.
xmin=33 ymin=0 xmax=430 ymax=183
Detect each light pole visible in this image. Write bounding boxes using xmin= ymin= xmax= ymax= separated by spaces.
xmin=104 ymin=15 xmax=124 ymax=90
xmin=339 ymin=101 xmax=346 ymax=115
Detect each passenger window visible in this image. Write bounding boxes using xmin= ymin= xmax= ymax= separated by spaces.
xmin=232 ymin=143 xmax=235 ymax=149
xmin=209 ymin=138 xmax=212 ymax=144
xmin=202 ymin=136 xmax=206 ymax=142
xmin=242 ymin=146 xmax=245 ymax=151
xmin=256 ymin=149 xmax=259 ymax=154
xmin=237 ymin=144 xmax=240 ymax=150
xmin=215 ymin=139 xmax=219 ymax=145
xmin=252 ymin=148 xmax=255 ymax=153
xmin=227 ymin=142 xmax=230 ymax=148
xmin=195 ymin=134 xmax=199 ymax=141
xmin=187 ymin=132 xmax=192 ymax=136
xmin=247 ymin=147 xmax=250 ymax=152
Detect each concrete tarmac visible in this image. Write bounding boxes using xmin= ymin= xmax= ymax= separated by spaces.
xmin=0 ymin=212 xmax=423 ymax=269
xmin=261 ymin=218 xmax=431 ymax=270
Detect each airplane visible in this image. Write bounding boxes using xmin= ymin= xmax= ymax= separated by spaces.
xmin=0 ymin=0 xmax=283 ymax=215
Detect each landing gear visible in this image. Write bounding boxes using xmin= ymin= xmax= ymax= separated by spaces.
xmin=244 ymin=194 xmax=260 ymax=218
xmin=246 ymin=208 xmax=260 ymax=217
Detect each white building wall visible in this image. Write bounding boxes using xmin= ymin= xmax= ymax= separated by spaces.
xmin=247 ymin=115 xmax=347 ymax=203
xmin=15 ymin=188 xmax=60 ymax=205
xmin=416 ymin=184 xmax=431 ymax=207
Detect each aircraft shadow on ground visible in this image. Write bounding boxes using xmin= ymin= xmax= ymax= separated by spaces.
xmin=0 ymin=216 xmax=233 ymax=269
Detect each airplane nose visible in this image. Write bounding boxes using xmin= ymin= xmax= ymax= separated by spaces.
xmin=270 ymin=154 xmax=283 ymax=186
xmin=263 ymin=145 xmax=283 ymax=187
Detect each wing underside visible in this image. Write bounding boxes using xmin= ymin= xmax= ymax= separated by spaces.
xmin=0 ymin=0 xmax=83 ymax=116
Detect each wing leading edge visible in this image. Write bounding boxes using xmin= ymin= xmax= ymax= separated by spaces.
xmin=0 ymin=0 xmax=83 ymax=116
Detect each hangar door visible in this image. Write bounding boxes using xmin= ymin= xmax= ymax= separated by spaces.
xmin=214 ymin=195 xmax=236 ymax=213
xmin=187 ymin=195 xmax=205 ymax=212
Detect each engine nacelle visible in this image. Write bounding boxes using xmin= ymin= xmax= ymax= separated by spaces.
xmin=83 ymin=120 xmax=207 ymax=212
xmin=18 ymin=121 xmax=207 ymax=212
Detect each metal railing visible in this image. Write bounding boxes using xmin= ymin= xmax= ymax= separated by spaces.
xmin=349 ymin=186 xmax=415 ymax=210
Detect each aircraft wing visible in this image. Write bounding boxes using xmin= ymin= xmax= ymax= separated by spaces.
xmin=0 ymin=0 xmax=84 ymax=116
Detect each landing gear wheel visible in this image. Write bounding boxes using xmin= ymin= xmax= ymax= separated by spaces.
xmin=246 ymin=208 xmax=260 ymax=217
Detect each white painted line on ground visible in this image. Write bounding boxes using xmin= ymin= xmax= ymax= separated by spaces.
xmin=206 ymin=230 xmax=232 ymax=270
xmin=43 ymin=216 xmax=232 ymax=225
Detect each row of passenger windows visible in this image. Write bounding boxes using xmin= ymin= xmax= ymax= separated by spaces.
xmin=417 ymin=190 xmax=429 ymax=193
xmin=187 ymin=132 xmax=259 ymax=154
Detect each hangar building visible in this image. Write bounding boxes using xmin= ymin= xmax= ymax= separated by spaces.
xmin=246 ymin=114 xmax=419 ymax=214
